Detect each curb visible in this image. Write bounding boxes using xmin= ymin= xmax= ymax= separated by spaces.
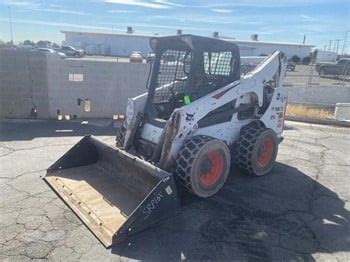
xmin=286 ymin=116 xmax=350 ymax=128
xmin=0 ymin=118 xmax=46 ymax=123
xmin=0 ymin=118 xmax=122 ymax=128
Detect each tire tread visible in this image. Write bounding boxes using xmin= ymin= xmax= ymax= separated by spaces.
xmin=174 ymin=135 xmax=213 ymax=193
xmin=236 ymin=124 xmax=267 ymax=175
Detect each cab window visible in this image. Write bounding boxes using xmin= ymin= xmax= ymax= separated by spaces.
xmin=203 ymin=51 xmax=235 ymax=76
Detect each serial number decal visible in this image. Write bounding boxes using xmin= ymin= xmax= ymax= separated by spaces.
xmin=142 ymin=192 xmax=164 ymax=219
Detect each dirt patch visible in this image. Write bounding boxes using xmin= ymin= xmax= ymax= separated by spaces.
xmin=286 ymin=104 xmax=334 ymax=120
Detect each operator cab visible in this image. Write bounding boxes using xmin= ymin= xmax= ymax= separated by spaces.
xmin=145 ymin=35 xmax=241 ymax=122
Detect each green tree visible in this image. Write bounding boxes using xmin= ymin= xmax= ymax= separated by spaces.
xmin=23 ymin=40 xmax=35 ymax=46
xmin=36 ymin=40 xmax=51 ymax=47
xmin=291 ymin=55 xmax=301 ymax=63
xmin=51 ymin=42 xmax=60 ymax=48
xmin=302 ymin=56 xmax=311 ymax=64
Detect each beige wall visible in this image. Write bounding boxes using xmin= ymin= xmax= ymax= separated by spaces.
xmin=1 ymin=49 xmax=348 ymax=120
xmin=0 ymin=49 xmax=49 ymax=118
xmin=46 ymin=56 xmax=150 ymax=118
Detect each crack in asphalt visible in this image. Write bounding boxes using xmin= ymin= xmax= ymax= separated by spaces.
xmin=0 ymin=143 xmax=77 ymax=159
xmin=0 ymin=122 xmax=349 ymax=261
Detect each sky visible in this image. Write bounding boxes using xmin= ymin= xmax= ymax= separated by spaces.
xmin=0 ymin=0 xmax=349 ymax=52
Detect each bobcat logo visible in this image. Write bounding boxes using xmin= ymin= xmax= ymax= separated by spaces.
xmin=186 ymin=112 xmax=195 ymax=121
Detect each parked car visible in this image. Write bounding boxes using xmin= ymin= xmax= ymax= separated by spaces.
xmin=146 ymin=52 xmax=155 ymax=63
xmin=240 ymin=63 xmax=256 ymax=75
xmin=130 ymin=51 xmax=143 ymax=63
xmin=30 ymin=48 xmax=66 ymax=59
xmin=59 ymin=45 xmax=85 ymax=57
xmin=162 ymin=54 xmax=176 ymax=63
xmin=316 ymin=58 xmax=350 ymax=76
xmin=287 ymin=61 xmax=296 ymax=71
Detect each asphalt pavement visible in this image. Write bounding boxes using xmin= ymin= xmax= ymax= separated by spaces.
xmin=0 ymin=119 xmax=349 ymax=261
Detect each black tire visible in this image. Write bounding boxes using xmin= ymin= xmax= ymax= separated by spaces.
xmin=116 ymin=124 xmax=126 ymax=147
xmin=236 ymin=125 xmax=278 ymax=176
xmin=174 ymin=136 xmax=231 ymax=198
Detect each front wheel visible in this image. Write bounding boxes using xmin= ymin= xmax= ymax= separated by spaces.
xmin=236 ymin=126 xmax=278 ymax=176
xmin=175 ymin=136 xmax=231 ymax=198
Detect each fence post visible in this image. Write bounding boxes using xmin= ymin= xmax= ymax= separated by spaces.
xmin=307 ymin=64 xmax=314 ymax=87
xmin=341 ymin=63 xmax=348 ymax=85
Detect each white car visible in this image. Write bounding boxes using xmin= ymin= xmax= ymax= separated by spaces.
xmin=130 ymin=51 xmax=143 ymax=63
xmin=31 ymin=48 xmax=66 ymax=59
xmin=60 ymin=45 xmax=85 ymax=57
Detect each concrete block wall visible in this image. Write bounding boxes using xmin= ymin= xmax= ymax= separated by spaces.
xmin=46 ymin=56 xmax=150 ymax=118
xmin=0 ymin=49 xmax=49 ymax=118
xmin=1 ymin=48 xmax=349 ymax=120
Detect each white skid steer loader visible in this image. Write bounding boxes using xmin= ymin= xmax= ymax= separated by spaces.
xmin=44 ymin=35 xmax=288 ymax=247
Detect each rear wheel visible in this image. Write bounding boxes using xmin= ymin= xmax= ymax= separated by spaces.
xmin=236 ymin=125 xmax=278 ymax=176
xmin=175 ymin=136 xmax=231 ymax=198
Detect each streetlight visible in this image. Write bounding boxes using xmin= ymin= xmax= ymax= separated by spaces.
xmin=8 ymin=6 xmax=13 ymax=45
xmin=334 ymin=39 xmax=342 ymax=53
xmin=341 ymin=31 xmax=349 ymax=55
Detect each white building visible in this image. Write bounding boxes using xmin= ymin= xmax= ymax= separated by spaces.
xmin=230 ymin=39 xmax=314 ymax=58
xmin=62 ymin=30 xmax=314 ymax=59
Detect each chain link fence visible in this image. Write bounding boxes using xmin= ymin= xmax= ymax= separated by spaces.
xmin=284 ymin=64 xmax=350 ymax=87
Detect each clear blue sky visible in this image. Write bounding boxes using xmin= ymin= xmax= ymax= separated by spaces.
xmin=0 ymin=0 xmax=349 ymax=52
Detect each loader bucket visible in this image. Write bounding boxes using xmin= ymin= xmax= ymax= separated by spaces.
xmin=44 ymin=135 xmax=180 ymax=248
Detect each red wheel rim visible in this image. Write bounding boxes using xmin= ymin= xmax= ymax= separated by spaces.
xmin=257 ymin=136 xmax=274 ymax=168
xmin=199 ymin=151 xmax=224 ymax=187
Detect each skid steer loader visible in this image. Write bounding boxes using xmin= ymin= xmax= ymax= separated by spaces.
xmin=44 ymin=35 xmax=288 ymax=247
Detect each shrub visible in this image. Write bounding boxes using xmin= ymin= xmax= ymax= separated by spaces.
xmin=291 ymin=55 xmax=301 ymax=63
xmin=302 ymin=56 xmax=311 ymax=64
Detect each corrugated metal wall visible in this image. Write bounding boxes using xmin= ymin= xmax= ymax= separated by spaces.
xmin=65 ymin=33 xmax=152 ymax=57
xmin=63 ymin=32 xmax=312 ymax=59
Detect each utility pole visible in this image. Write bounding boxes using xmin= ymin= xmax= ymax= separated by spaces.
xmin=341 ymin=31 xmax=349 ymax=55
xmin=335 ymin=39 xmax=341 ymax=53
xmin=8 ymin=6 xmax=13 ymax=45
xmin=328 ymin=40 xmax=332 ymax=51
xmin=303 ymin=34 xmax=306 ymax=44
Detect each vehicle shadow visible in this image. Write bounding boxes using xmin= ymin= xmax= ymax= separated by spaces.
xmin=0 ymin=119 xmax=117 ymax=141
xmin=111 ymin=162 xmax=349 ymax=261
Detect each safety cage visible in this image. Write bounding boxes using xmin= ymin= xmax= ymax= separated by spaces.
xmin=146 ymin=35 xmax=241 ymax=120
